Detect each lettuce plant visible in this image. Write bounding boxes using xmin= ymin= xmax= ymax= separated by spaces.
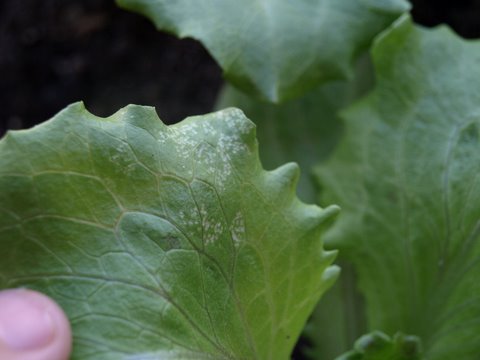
xmin=1 ymin=2 xmax=479 ymax=360
xmin=116 ymin=0 xmax=409 ymax=102
xmin=0 ymin=104 xmax=339 ymax=359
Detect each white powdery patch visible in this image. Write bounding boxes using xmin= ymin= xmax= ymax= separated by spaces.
xmin=202 ymin=121 xmax=219 ymax=137
xmin=215 ymin=133 xmax=249 ymax=190
xmin=213 ymin=110 xmax=251 ymax=189
xmin=160 ymin=110 xmax=253 ymax=188
xmin=155 ymin=129 xmax=168 ymax=145
xmin=230 ymin=212 xmax=246 ymax=248
xmin=194 ymin=143 xmax=217 ymax=176
xmin=167 ymin=120 xmax=214 ymax=157
xmin=200 ymin=205 xmax=224 ymax=246
xmin=178 ymin=208 xmax=201 ymax=228
xmin=169 ymin=124 xmax=199 ymax=161
xmin=109 ymin=143 xmax=139 ymax=176
xmin=110 ymin=143 xmax=129 ymax=163
xmin=215 ymin=108 xmax=254 ymax=136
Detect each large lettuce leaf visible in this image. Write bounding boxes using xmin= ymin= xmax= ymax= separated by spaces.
xmin=116 ymin=0 xmax=409 ymax=102
xmin=0 ymin=103 xmax=339 ymax=359
xmin=316 ymin=15 xmax=480 ymax=359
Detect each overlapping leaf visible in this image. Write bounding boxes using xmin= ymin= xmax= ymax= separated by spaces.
xmin=316 ymin=15 xmax=480 ymax=359
xmin=215 ymin=84 xmax=342 ymax=202
xmin=215 ymin=56 xmax=374 ymax=203
xmin=0 ymin=103 xmax=339 ymax=359
xmin=116 ymin=0 xmax=409 ymax=102
xmin=217 ymin=57 xmax=374 ymax=359
xmin=336 ymin=331 xmax=422 ymax=360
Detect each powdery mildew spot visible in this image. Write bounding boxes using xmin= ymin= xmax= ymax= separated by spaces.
xmin=169 ymin=124 xmax=199 ymax=161
xmin=200 ymin=205 xmax=224 ymax=246
xmin=194 ymin=143 xmax=217 ymax=176
xmin=178 ymin=208 xmax=201 ymax=228
xmin=213 ymin=110 xmax=252 ymax=189
xmin=217 ymin=108 xmax=254 ymax=137
xmin=230 ymin=212 xmax=246 ymax=248
xmin=154 ymin=109 xmax=254 ymax=188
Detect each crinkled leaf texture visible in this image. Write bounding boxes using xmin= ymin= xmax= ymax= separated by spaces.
xmin=336 ymin=331 xmax=422 ymax=360
xmin=116 ymin=0 xmax=409 ymax=102
xmin=0 ymin=103 xmax=339 ymax=360
xmin=316 ymin=15 xmax=480 ymax=360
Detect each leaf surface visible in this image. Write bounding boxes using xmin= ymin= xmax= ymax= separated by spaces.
xmin=335 ymin=331 xmax=422 ymax=360
xmin=0 ymin=103 xmax=339 ymax=359
xmin=316 ymin=15 xmax=480 ymax=359
xmin=215 ymin=56 xmax=374 ymax=203
xmin=216 ymin=60 xmax=374 ymax=358
xmin=217 ymin=57 xmax=374 ymax=359
xmin=215 ymin=84 xmax=342 ymax=202
xmin=116 ymin=0 xmax=409 ymax=102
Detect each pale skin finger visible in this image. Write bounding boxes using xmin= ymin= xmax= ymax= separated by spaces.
xmin=0 ymin=289 xmax=72 ymax=360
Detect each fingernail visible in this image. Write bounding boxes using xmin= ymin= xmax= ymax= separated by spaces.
xmin=0 ymin=289 xmax=56 ymax=351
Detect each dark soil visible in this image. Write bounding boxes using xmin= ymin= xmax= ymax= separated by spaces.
xmin=0 ymin=0 xmax=223 ymax=136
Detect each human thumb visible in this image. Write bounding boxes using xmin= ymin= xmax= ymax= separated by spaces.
xmin=0 ymin=289 xmax=72 ymax=360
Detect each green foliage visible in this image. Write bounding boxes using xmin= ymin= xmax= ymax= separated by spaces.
xmin=316 ymin=15 xmax=480 ymax=360
xmin=2 ymin=1 xmax=480 ymax=360
xmin=215 ymin=55 xmax=375 ymax=202
xmin=336 ymin=331 xmax=422 ymax=360
xmin=0 ymin=103 xmax=338 ymax=359
xmin=215 ymin=84 xmax=342 ymax=202
xmin=116 ymin=0 xmax=409 ymax=102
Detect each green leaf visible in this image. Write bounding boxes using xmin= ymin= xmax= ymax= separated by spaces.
xmin=215 ymin=55 xmax=375 ymax=203
xmin=335 ymin=331 xmax=422 ymax=360
xmin=0 ymin=103 xmax=339 ymax=359
xmin=116 ymin=0 xmax=409 ymax=102
xmin=316 ymin=15 xmax=480 ymax=359
xmin=215 ymin=84 xmax=342 ymax=203
xmin=303 ymin=262 xmax=367 ymax=360
xmin=216 ymin=59 xmax=373 ymax=359
xmin=216 ymin=56 xmax=374 ymax=359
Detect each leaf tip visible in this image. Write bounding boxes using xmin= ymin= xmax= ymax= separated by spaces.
xmin=53 ymin=101 xmax=87 ymax=117
xmin=322 ymin=263 xmax=341 ymax=284
xmin=212 ymin=107 xmax=257 ymax=140
xmin=393 ymin=333 xmax=423 ymax=357
xmin=112 ymin=103 xmax=160 ymax=122
xmin=269 ymin=162 xmax=301 ymax=193
xmin=322 ymin=204 xmax=341 ymax=218
xmin=296 ymin=204 xmax=341 ymax=242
